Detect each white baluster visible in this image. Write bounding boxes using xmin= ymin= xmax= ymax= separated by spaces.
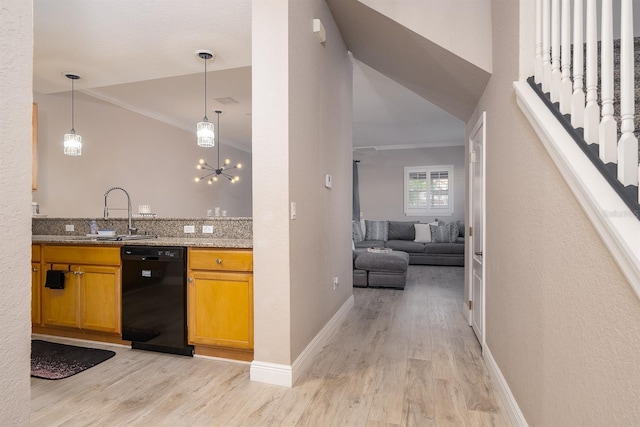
xmin=535 ymin=0 xmax=544 ymax=84
xmin=542 ymin=0 xmax=552 ymax=93
xmin=584 ymin=0 xmax=600 ymax=144
xmin=571 ymin=0 xmax=585 ymax=128
xmin=599 ymin=0 xmax=617 ymax=163
xmin=550 ymin=0 xmax=561 ymax=102
xmin=559 ymin=0 xmax=572 ymax=114
xmin=618 ymin=0 xmax=638 ymax=186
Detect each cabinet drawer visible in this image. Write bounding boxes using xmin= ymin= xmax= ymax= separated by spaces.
xmin=43 ymin=245 xmax=120 ymax=266
xmin=188 ymin=248 xmax=253 ymax=272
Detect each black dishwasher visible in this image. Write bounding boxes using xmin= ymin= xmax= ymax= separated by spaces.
xmin=121 ymin=246 xmax=193 ymax=356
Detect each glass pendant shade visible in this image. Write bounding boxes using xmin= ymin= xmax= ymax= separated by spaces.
xmin=197 ymin=120 xmax=215 ymax=147
xmin=63 ymin=132 xmax=82 ymax=156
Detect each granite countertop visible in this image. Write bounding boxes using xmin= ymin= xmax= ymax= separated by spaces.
xmin=32 ymin=235 xmax=253 ymax=249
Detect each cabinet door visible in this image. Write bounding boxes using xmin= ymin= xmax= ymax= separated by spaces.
xmin=42 ymin=264 xmax=78 ymax=328
xmin=78 ymin=265 xmax=121 ymax=333
xmin=31 ymin=262 xmax=41 ymax=325
xmin=188 ymin=270 xmax=253 ymax=349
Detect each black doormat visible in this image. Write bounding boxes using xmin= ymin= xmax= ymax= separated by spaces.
xmin=31 ymin=340 xmax=116 ymax=380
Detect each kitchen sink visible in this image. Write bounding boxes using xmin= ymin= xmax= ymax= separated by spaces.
xmin=96 ymin=234 xmax=157 ymax=241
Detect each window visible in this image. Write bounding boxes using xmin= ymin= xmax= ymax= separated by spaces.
xmin=404 ymin=165 xmax=454 ymax=216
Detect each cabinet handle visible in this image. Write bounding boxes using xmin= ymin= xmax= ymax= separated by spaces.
xmin=73 ymin=271 xmax=84 ymax=276
xmin=32 ymin=267 xmax=38 ymax=272
xmin=216 ymin=258 xmax=222 ymax=264
xmin=188 ymin=277 xmax=193 ymax=283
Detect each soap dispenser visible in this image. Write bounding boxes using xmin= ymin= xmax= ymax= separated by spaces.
xmin=89 ymin=219 xmax=98 ymax=235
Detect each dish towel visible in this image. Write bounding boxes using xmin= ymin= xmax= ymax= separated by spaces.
xmin=45 ymin=270 xmax=65 ymax=289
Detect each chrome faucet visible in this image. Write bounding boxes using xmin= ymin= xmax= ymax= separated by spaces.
xmin=104 ymin=186 xmax=136 ymax=235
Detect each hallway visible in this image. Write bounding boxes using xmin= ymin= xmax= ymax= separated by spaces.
xmin=31 ymin=265 xmax=507 ymax=426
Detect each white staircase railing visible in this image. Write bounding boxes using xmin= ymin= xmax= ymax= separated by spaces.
xmin=534 ymin=0 xmax=639 ymax=202
xmin=516 ymin=0 xmax=640 ymax=301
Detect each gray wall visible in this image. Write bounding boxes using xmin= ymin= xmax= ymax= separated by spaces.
xmin=252 ymin=0 xmax=353 ymax=370
xmin=355 ymin=146 xmax=465 ymax=223
xmin=33 ymin=91 xmax=252 ymax=218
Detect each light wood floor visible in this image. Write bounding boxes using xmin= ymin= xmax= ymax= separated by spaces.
xmin=31 ymin=265 xmax=509 ymax=426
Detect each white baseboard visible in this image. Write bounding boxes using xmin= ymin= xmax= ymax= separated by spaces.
xmin=250 ymin=294 xmax=355 ymax=387
xmin=484 ymin=344 xmax=528 ymax=427
xmin=249 ymin=360 xmax=293 ymax=387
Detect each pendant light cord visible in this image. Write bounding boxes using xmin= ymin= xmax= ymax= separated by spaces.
xmin=203 ymin=57 xmax=208 ymax=121
xmin=71 ymin=78 xmax=75 ymax=133
xmin=216 ymin=110 xmax=221 ymax=168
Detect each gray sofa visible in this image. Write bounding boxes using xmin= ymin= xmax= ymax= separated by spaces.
xmin=353 ymin=220 xmax=465 ymax=267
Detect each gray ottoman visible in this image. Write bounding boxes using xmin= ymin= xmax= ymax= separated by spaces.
xmin=353 ymin=269 xmax=368 ymax=288
xmin=354 ymin=250 xmax=410 ymax=289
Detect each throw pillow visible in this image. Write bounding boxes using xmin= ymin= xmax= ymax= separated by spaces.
xmin=388 ymin=221 xmax=418 ymax=240
xmin=352 ymin=221 xmax=364 ymax=243
xmin=430 ymin=223 xmax=451 ymax=243
xmin=414 ymin=223 xmax=432 ymax=243
xmin=365 ymin=220 xmax=389 ymax=241
xmin=448 ymin=221 xmax=460 ymax=242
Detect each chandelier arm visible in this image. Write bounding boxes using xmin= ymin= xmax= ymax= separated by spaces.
xmin=198 ymin=171 xmax=217 ymax=180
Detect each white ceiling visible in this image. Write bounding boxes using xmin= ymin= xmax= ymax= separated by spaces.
xmin=33 ymin=0 xmax=463 ymax=153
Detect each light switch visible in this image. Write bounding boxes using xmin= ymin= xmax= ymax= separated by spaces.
xmin=65 ymin=224 xmax=74 ymax=232
xmin=325 ymin=174 xmax=332 ymax=188
xmin=313 ymin=19 xmax=326 ymax=43
xmin=184 ymin=225 xmax=195 ymax=233
xmin=291 ymin=202 xmax=297 ymax=220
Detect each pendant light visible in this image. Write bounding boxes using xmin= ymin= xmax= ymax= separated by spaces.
xmin=196 ymin=50 xmax=215 ymax=147
xmin=194 ymin=110 xmax=242 ymax=184
xmin=63 ymin=73 xmax=82 ymax=156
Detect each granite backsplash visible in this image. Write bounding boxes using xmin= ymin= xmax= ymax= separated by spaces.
xmin=33 ymin=217 xmax=252 ymax=240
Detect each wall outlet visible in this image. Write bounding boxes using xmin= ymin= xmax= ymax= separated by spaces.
xmin=202 ymin=225 xmax=214 ymax=234
xmin=184 ymin=225 xmax=195 ymax=233
xmin=65 ymin=224 xmax=74 ymax=232
xmin=333 ymin=276 xmax=339 ymax=290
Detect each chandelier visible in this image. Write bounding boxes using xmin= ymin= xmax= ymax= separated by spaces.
xmin=194 ymin=110 xmax=241 ymax=184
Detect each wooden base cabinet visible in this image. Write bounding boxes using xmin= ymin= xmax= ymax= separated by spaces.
xmin=187 ymin=248 xmax=253 ymax=359
xmin=31 ymin=244 xmax=41 ymax=325
xmin=41 ymin=246 xmax=121 ymax=334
